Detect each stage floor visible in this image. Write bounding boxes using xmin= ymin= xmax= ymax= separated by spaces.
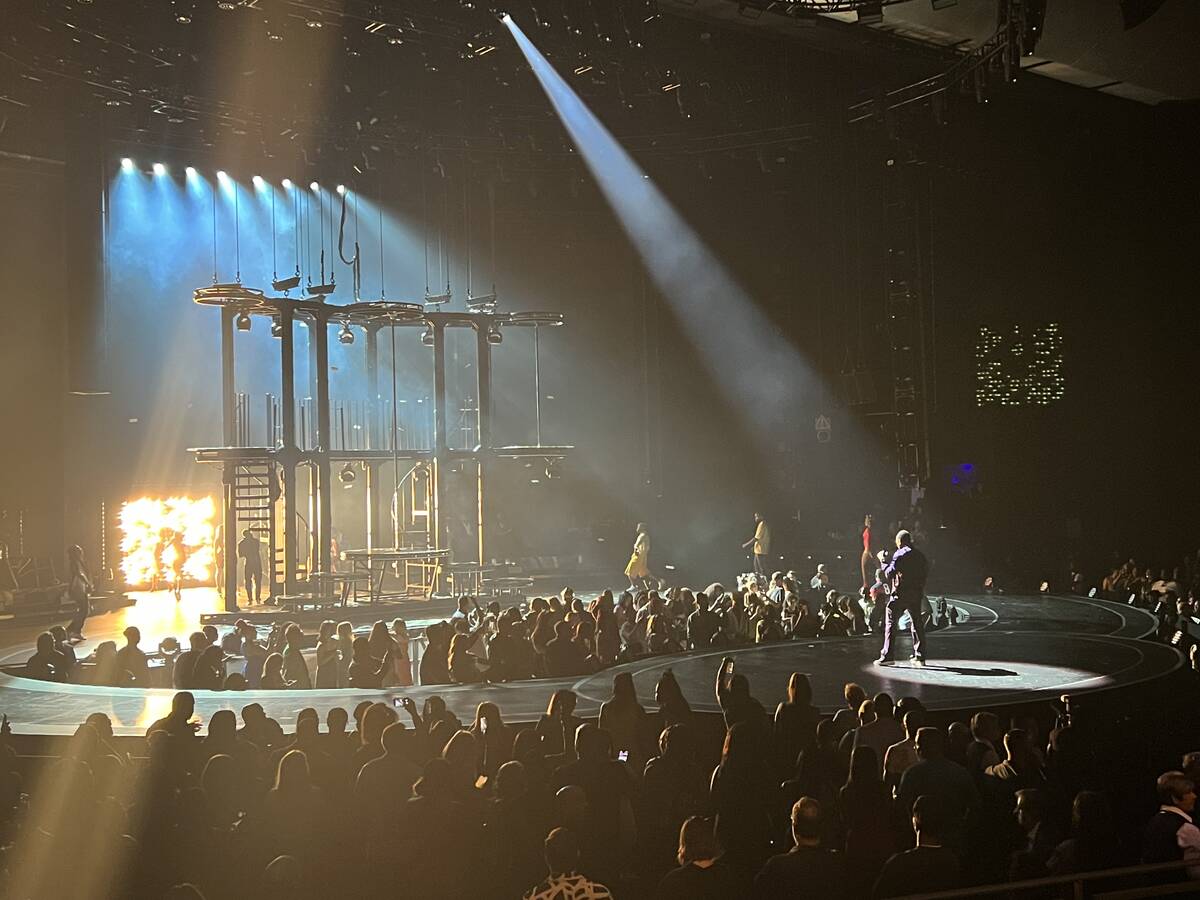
xmin=0 ymin=590 xmax=1181 ymax=735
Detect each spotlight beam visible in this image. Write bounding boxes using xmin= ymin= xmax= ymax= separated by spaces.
xmin=503 ymin=17 xmax=812 ymax=441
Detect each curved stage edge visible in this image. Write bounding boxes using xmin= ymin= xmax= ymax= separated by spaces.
xmin=0 ymin=593 xmax=1182 ymax=736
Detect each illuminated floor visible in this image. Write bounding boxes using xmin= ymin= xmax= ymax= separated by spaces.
xmin=0 ymin=592 xmax=1180 ymax=735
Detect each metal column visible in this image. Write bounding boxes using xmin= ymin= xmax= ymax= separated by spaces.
xmin=475 ymin=323 xmax=492 ymax=566
xmin=220 ymin=307 xmax=238 ymax=612
xmin=431 ymin=320 xmax=448 ymax=592
xmin=279 ymin=307 xmax=299 ymax=594
xmin=365 ymin=325 xmax=382 ymax=550
xmin=314 ymin=316 xmax=333 ymax=577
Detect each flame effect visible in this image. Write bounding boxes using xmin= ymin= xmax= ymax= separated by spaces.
xmin=119 ymin=496 xmax=216 ymax=586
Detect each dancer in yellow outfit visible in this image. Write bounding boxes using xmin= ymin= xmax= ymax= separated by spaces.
xmin=625 ymin=523 xmax=651 ymax=590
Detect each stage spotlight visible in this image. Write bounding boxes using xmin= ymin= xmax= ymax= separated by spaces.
xmin=120 ymin=157 xmax=134 ymax=171
xmin=173 ymin=1 xmax=194 ymax=24
xmin=153 ymin=162 xmax=167 ymax=175
xmin=235 ymin=312 xmax=252 ymax=331
xmin=282 ymin=178 xmax=293 ymax=189
xmin=270 ymin=318 xmax=284 ymax=338
xmin=544 ymin=460 xmax=561 ymax=480
xmin=337 ymin=323 xmax=355 ymax=345
xmin=310 ymin=181 xmax=320 ymax=191
xmin=217 ymin=170 xmax=228 ymax=181
xmin=253 ymin=175 xmax=265 ymax=188
xmin=185 ymin=166 xmax=197 ymax=177
xmin=336 ymin=184 xmax=346 ymax=195
xmin=339 ymin=463 xmax=356 ymax=485
xmin=486 ymin=324 xmax=503 ymax=344
xmin=420 ymin=325 xmax=435 ymax=347
xmin=217 ymin=0 xmax=237 ymax=9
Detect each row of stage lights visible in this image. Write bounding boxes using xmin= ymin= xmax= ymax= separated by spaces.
xmin=119 ymin=158 xmax=346 ymax=194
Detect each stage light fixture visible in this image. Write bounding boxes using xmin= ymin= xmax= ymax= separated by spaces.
xmin=282 ymin=178 xmax=293 ymax=189
xmin=336 ymin=184 xmax=346 ymax=195
xmin=272 ymin=274 xmax=302 ymax=292
xmin=153 ymin=162 xmax=167 ymax=175
xmin=306 ymin=11 xmax=324 ymax=28
xmin=235 ymin=312 xmax=252 ymax=331
xmin=217 ymin=170 xmax=228 ymax=181
xmin=253 ymin=175 xmax=265 ymax=188
xmin=217 ymin=0 xmax=237 ymax=9
xmin=185 ymin=166 xmax=197 ymax=177
xmin=310 ymin=181 xmax=320 ymax=191
xmin=173 ymin=1 xmax=195 ymax=24
xmin=420 ymin=325 xmax=435 ymax=346
xmin=339 ymin=463 xmax=356 ymax=485
xmin=467 ymin=291 xmax=497 ymax=312
xmin=338 ymin=323 xmax=355 ymax=344
xmin=544 ymin=460 xmax=561 ymax=480
xmin=120 ymin=157 xmax=134 ymax=171
xmin=270 ymin=318 xmax=284 ymax=337
xmin=857 ymin=2 xmax=883 ymax=24
xmin=486 ymin=324 xmax=503 ymax=344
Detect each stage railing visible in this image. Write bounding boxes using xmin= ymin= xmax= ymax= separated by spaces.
xmin=893 ymin=858 xmax=1198 ymax=900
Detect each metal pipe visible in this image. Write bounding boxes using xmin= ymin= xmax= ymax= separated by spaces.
xmin=280 ymin=307 xmax=298 ymax=594
xmin=533 ymin=323 xmax=542 ymax=446
xmin=315 ymin=317 xmax=333 ymax=576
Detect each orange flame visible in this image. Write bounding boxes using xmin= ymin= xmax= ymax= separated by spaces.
xmin=119 ymin=496 xmax=216 ymax=586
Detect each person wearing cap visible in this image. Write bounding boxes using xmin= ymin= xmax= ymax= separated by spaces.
xmin=875 ymin=530 xmax=931 ymax=666
xmin=810 ymin=564 xmax=830 ymax=592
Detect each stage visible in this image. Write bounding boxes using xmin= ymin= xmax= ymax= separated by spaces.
xmin=0 ymin=590 xmax=1180 ymax=735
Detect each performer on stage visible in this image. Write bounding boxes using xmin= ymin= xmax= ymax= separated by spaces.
xmin=742 ymin=512 xmax=771 ymax=576
xmin=65 ymin=544 xmax=93 ymax=642
xmin=237 ymin=528 xmax=263 ymax=605
xmin=860 ymin=513 xmax=874 ymax=593
xmin=625 ymin=523 xmax=652 ymax=591
xmin=875 ymin=529 xmax=931 ymax=666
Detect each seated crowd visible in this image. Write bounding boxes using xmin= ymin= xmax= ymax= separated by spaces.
xmin=24 ymin=566 xmax=904 ymax=691
xmin=0 ymin=659 xmax=1197 ymax=899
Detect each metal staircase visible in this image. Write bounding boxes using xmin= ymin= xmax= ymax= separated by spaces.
xmin=230 ymin=463 xmax=277 ymax=597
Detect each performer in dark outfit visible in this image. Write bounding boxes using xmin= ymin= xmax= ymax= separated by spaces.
xmin=237 ymin=528 xmax=263 ymax=605
xmin=66 ymin=544 xmax=93 ymax=642
xmin=875 ymin=529 xmax=930 ymax=666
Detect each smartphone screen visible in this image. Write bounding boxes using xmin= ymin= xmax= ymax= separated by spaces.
xmin=617 ymin=750 xmax=629 ymax=762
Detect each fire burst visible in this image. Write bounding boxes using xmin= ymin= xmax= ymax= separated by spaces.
xmin=119 ymin=496 xmax=216 ymax=587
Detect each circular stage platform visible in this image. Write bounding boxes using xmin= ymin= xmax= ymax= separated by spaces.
xmin=0 ymin=593 xmax=1181 ymax=735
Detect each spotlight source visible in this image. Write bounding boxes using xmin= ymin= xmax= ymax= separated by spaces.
xmin=271 ymin=318 xmax=284 ymax=338
xmin=339 ymin=463 xmax=356 ymax=485
xmin=235 ymin=312 xmax=252 ymax=332
xmin=217 ymin=170 xmax=228 ymax=181
xmin=420 ymin=325 xmax=435 ymax=347
xmin=336 ymin=184 xmax=346 ymax=195
xmin=185 ymin=166 xmax=197 ymax=177
xmin=310 ymin=181 xmax=320 ymax=191
xmin=120 ymin=157 xmax=134 ymax=171
xmin=153 ymin=162 xmax=167 ymax=175
xmin=337 ymin=323 xmax=355 ymax=345
xmin=282 ymin=178 xmax=293 ymax=188
xmin=253 ymin=175 xmax=265 ymax=188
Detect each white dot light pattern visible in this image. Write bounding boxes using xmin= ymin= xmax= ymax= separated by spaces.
xmin=975 ymin=323 xmax=1065 ymax=407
